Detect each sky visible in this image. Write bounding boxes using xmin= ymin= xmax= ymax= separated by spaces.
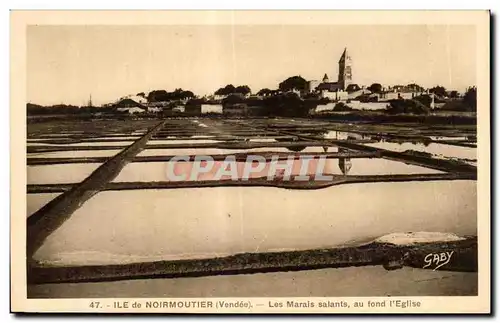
xmin=27 ymin=24 xmax=476 ymax=106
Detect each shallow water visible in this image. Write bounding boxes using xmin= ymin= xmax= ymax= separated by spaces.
xmin=30 ymin=134 xmax=76 ymax=138
xmin=33 ymin=181 xmax=476 ymax=266
xmin=430 ymin=136 xmax=470 ymax=141
xmin=27 ymin=193 xmax=62 ymax=217
xmin=27 ymin=141 xmax=134 ymax=147
xmin=27 ymin=138 xmax=58 ymax=142
xmin=242 ymin=147 xmax=339 ymax=153
xmin=27 ymin=163 xmax=102 ymax=185
xmin=323 ymin=131 xmax=367 ymax=140
xmin=66 ymin=141 xmax=133 ymax=147
xmin=248 ymin=138 xmax=277 ymax=142
xmin=87 ymin=136 xmax=140 ymax=141
xmin=28 ymin=149 xmax=123 ymax=158
xmin=137 ymin=147 xmax=339 ymax=156
xmin=146 ymin=139 xmax=221 ymax=145
xmin=112 ymin=158 xmax=441 ymax=183
xmin=366 ymin=141 xmax=476 ymax=160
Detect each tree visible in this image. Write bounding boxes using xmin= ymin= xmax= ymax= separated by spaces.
xmin=136 ymin=92 xmax=145 ymax=98
xmin=463 ymin=86 xmax=477 ymax=111
xmin=222 ymin=94 xmax=246 ymax=105
xmin=413 ymin=94 xmax=432 ymax=107
xmin=407 ymin=83 xmax=425 ymax=92
xmin=278 ymin=76 xmax=308 ymax=92
xmin=257 ymin=88 xmax=273 ymax=96
xmin=181 ymin=90 xmax=195 ymax=99
xmin=429 ymin=86 xmax=447 ymax=97
xmin=386 ymin=99 xmax=430 ymax=115
xmin=234 ymin=85 xmax=251 ymax=96
xmin=449 ymin=90 xmax=459 ymax=98
xmin=147 ymin=89 xmax=195 ymax=102
xmin=367 ymin=83 xmax=383 ymax=93
xmin=345 ymin=84 xmax=361 ymax=93
xmin=147 ymin=90 xmax=169 ymax=102
xmin=215 ymin=84 xmax=236 ymax=96
xmin=261 ymin=92 xmax=309 ymax=117
xmin=333 ymin=102 xmax=353 ymax=112
xmin=355 ymin=94 xmax=378 ymax=103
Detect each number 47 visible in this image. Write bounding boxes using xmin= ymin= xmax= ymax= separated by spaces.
xmin=89 ymin=302 xmax=101 ymax=308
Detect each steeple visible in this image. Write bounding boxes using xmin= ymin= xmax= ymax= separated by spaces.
xmin=338 ymin=47 xmax=350 ymax=64
xmin=338 ymin=47 xmax=352 ymax=90
xmin=322 ymin=73 xmax=329 ymax=82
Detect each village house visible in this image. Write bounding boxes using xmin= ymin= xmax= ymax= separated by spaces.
xmin=117 ymin=106 xmax=146 ymax=114
xmin=147 ymin=106 xmax=162 ymax=113
xmin=114 ymin=98 xmax=146 ymax=114
xmin=378 ymin=85 xmax=426 ymax=101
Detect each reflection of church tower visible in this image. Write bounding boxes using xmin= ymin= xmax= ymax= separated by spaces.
xmin=338 ymin=48 xmax=352 ymax=90
xmin=338 ymin=148 xmax=352 ymax=175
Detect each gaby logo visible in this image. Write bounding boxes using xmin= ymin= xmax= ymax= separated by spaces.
xmin=423 ymin=251 xmax=454 ymax=271
xmin=165 ymin=155 xmax=352 ymax=181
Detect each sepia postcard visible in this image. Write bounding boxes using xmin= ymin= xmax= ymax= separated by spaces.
xmin=11 ymin=10 xmax=490 ymax=314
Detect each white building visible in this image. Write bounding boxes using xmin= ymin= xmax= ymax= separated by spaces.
xmin=346 ymin=101 xmax=390 ymax=111
xmin=320 ymin=90 xmax=348 ymax=101
xmin=201 ymin=104 xmax=223 ymax=114
xmin=147 ymin=107 xmax=162 ymax=113
xmin=213 ymin=94 xmax=227 ymax=101
xmin=117 ymin=107 xmax=146 ymax=114
xmin=172 ymin=106 xmax=185 ymax=113
xmin=119 ymin=94 xmax=147 ymax=105
xmin=307 ymin=80 xmax=321 ymax=92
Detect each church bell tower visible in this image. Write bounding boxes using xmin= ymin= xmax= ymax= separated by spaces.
xmin=338 ymin=48 xmax=352 ymax=90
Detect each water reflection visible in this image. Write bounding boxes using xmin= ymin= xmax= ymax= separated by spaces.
xmin=286 ymin=145 xmax=307 ymax=152
xmin=322 ymin=131 xmax=370 ymax=140
xmin=338 ymin=148 xmax=352 ymax=175
xmin=286 ymin=146 xmax=351 ymax=175
xmin=366 ymin=141 xmax=476 ymax=161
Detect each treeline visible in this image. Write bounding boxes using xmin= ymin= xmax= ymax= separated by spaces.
xmin=440 ymin=87 xmax=477 ymax=112
xmin=27 ymin=103 xmax=117 ymax=115
xmin=28 ymin=73 xmax=477 ymax=118
xmin=221 ymin=92 xmax=317 ymax=117
xmin=145 ymin=89 xmax=195 ymax=102
xmin=214 ymin=84 xmax=251 ymax=96
xmin=385 ymin=87 xmax=477 ymax=115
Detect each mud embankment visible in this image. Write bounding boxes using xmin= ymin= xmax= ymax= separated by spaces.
xmin=28 ymin=237 xmax=477 ymax=285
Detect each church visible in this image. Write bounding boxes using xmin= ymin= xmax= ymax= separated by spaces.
xmin=308 ymin=48 xmax=353 ymax=99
